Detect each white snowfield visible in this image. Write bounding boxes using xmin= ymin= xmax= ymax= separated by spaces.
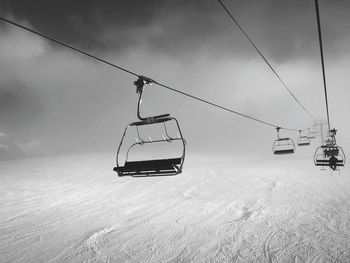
xmin=1 ymin=152 xmax=349 ymax=263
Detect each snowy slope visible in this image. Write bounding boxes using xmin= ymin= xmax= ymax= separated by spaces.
xmin=0 ymin=152 xmax=349 ymax=262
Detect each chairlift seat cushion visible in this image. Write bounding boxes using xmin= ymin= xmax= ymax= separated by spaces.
xmin=298 ymin=142 xmax=310 ymax=146
xmin=277 ymin=138 xmax=293 ymax=142
xmin=315 ymin=162 xmax=344 ymax=167
xmin=315 ymin=159 xmax=344 ymax=165
xmin=114 ymin=158 xmax=182 ymax=176
xmin=274 ymin=149 xmax=294 ymax=154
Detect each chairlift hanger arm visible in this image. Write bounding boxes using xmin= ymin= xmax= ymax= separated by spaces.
xmin=134 ymin=77 xmax=170 ymax=122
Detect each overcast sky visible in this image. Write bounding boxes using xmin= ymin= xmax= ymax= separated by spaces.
xmin=0 ymin=0 xmax=349 ymax=157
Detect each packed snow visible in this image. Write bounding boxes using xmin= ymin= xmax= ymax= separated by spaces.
xmin=1 ymin=151 xmax=350 ymax=262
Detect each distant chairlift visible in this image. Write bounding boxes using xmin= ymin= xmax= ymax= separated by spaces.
xmin=113 ymin=76 xmax=186 ymax=177
xmin=314 ymin=129 xmax=346 ymax=171
xmin=272 ymin=127 xmax=295 ymax=155
xmin=307 ymin=127 xmax=318 ymax=139
xmin=297 ymin=130 xmax=311 ymax=146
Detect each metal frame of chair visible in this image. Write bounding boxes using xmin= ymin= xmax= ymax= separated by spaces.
xmin=114 ymin=76 xmax=186 ymax=177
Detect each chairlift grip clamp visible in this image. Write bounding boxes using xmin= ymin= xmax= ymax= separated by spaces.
xmin=276 ymin=127 xmax=281 ymax=139
xmin=330 ymin=128 xmax=337 ymax=136
xmin=134 ymin=76 xmax=154 ymax=94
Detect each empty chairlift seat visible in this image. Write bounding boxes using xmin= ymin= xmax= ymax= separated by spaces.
xmin=308 ymin=128 xmax=319 ymax=139
xmin=297 ymin=136 xmax=310 ymax=146
xmin=273 ymin=138 xmax=295 ymax=154
xmin=114 ymin=76 xmax=186 ymax=177
xmin=272 ymin=127 xmax=295 ymax=155
xmin=114 ymin=157 xmax=182 ymax=177
xmin=297 ymin=130 xmax=311 ymax=146
xmin=114 ymin=117 xmax=186 ymax=177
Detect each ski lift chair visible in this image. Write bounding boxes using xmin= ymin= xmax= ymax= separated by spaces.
xmin=308 ymin=133 xmax=317 ymax=139
xmin=314 ymin=128 xmax=346 ymax=170
xmin=297 ymin=130 xmax=311 ymax=146
xmin=272 ymin=127 xmax=295 ymax=154
xmin=114 ymin=76 xmax=186 ymax=177
xmin=307 ymin=127 xmax=318 ymax=139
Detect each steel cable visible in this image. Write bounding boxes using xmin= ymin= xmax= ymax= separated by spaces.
xmin=217 ymin=0 xmax=316 ymax=121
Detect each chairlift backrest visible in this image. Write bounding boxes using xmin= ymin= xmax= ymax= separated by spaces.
xmin=322 ymin=146 xmax=339 ymax=157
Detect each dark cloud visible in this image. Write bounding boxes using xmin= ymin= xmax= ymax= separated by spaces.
xmin=0 ymin=0 xmax=218 ymax=53
xmin=1 ymin=0 xmax=349 ymax=62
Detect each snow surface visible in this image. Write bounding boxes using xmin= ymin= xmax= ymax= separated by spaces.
xmin=1 ymin=152 xmax=350 ymax=262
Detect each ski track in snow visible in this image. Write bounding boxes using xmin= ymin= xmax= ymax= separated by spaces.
xmin=1 ymin=153 xmax=350 ymax=262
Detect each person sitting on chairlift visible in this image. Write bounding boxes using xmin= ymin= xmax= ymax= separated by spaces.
xmin=329 ymin=154 xmax=338 ymax=171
